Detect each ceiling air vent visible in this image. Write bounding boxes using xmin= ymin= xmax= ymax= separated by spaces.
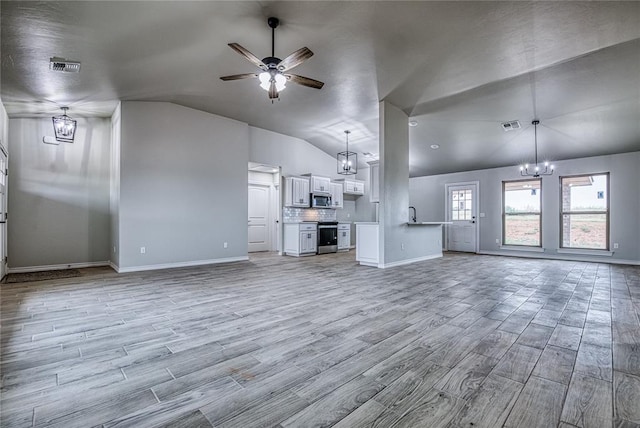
xmin=501 ymin=120 xmax=521 ymax=132
xmin=49 ymin=57 xmax=81 ymax=73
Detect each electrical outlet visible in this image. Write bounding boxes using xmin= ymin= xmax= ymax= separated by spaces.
xmin=140 ymin=246 xmax=146 ymax=254
xmin=613 ymin=243 xmax=619 ymax=249
xmin=113 ymin=246 xmax=117 ymax=253
xmin=496 ymin=239 xmax=500 ymax=244
xmin=480 ymin=213 xmax=486 ymax=218
xmin=223 ymin=242 xmax=228 ymax=249
xmin=401 ymin=243 xmax=405 ymax=251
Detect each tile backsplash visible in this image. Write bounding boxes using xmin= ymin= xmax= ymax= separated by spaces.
xmin=283 ymin=208 xmax=337 ymax=222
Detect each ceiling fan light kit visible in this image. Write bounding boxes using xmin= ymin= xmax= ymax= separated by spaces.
xmin=337 ymin=130 xmax=357 ymax=175
xmin=220 ymin=17 xmax=324 ymax=100
xmin=519 ymin=120 xmax=554 ymax=177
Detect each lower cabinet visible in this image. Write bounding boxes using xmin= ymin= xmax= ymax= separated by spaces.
xmin=338 ymin=223 xmax=351 ymax=251
xmin=284 ymin=223 xmax=317 ymax=256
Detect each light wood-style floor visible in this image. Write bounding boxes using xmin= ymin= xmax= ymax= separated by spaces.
xmin=1 ymin=252 xmax=639 ymax=428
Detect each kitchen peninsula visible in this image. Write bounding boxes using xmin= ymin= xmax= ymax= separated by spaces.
xmin=355 ymin=222 xmax=450 ymax=268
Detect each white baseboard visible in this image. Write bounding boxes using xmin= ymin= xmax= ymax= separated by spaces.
xmin=478 ymin=250 xmax=640 ymax=266
xmin=378 ymin=253 xmax=443 ymax=269
xmin=116 ymin=256 xmax=249 ymax=273
xmin=7 ymin=261 xmax=110 ymax=274
xmin=109 ymin=261 xmax=120 ymax=272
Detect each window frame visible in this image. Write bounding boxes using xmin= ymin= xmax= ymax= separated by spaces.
xmin=502 ymin=178 xmax=542 ymax=248
xmin=559 ymin=172 xmax=610 ymax=251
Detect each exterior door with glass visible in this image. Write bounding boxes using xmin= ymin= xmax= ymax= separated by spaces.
xmin=446 ymin=183 xmax=478 ymax=253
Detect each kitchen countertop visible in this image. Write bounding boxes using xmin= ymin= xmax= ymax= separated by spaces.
xmin=407 ymin=221 xmax=452 ymax=225
xmin=355 ymin=222 xmax=451 ymax=225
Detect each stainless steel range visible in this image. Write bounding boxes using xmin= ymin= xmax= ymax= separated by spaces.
xmin=317 ymin=221 xmax=338 ymax=254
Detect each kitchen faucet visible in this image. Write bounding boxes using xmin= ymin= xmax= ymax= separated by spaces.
xmin=409 ymin=206 xmax=417 ymax=223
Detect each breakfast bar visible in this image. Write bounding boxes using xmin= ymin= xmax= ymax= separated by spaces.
xmin=355 ymin=221 xmax=451 ymax=268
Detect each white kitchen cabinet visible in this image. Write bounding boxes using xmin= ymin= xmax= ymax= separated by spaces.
xmin=302 ymin=174 xmax=331 ymax=194
xmin=300 ymin=230 xmax=317 ymax=254
xmin=335 ymin=179 xmax=365 ymax=196
xmin=284 ymin=223 xmax=317 ymax=256
xmin=369 ymin=161 xmax=379 ymax=203
xmin=284 ymin=176 xmax=310 ymax=208
xmin=330 ymin=182 xmax=343 ymax=209
xmin=338 ymin=223 xmax=351 ymax=251
xmin=353 ymin=180 xmax=365 ymax=195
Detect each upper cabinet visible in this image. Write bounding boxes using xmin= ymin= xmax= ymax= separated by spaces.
xmin=303 ymin=174 xmax=331 ymax=194
xmin=369 ymin=161 xmax=379 ymax=203
xmin=330 ymin=182 xmax=343 ymax=209
xmin=284 ymin=176 xmax=310 ymax=208
xmin=336 ymin=179 xmax=365 ymax=196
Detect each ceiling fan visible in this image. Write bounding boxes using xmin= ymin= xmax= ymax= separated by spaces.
xmin=220 ymin=17 xmax=324 ymax=100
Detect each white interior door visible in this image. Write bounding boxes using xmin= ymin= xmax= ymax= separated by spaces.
xmin=248 ymin=184 xmax=270 ymax=252
xmin=446 ymin=183 xmax=478 ymax=253
xmin=0 ymin=145 xmax=7 ymax=278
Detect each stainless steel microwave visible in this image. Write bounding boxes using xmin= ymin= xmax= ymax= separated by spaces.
xmin=311 ymin=194 xmax=332 ymax=208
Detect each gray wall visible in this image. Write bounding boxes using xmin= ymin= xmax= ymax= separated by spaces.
xmin=117 ymin=102 xmax=249 ymax=270
xmin=8 ymin=117 xmax=111 ymax=268
xmin=410 ymin=151 xmax=640 ymax=264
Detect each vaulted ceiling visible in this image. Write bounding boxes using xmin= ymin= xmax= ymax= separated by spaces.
xmin=2 ymin=1 xmax=639 ymax=176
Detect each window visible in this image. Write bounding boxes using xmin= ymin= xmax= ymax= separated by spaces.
xmin=560 ymin=173 xmax=609 ymax=250
xmin=503 ymin=179 xmax=541 ymax=246
xmin=451 ymin=189 xmax=473 ymax=220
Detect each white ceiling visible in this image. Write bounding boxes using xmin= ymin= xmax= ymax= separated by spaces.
xmin=2 ymin=1 xmax=639 ymax=176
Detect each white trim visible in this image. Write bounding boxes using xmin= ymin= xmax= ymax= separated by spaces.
xmin=478 ymin=250 xmax=638 ymax=265
xmin=7 ymin=261 xmax=110 ymax=274
xmin=499 ymin=245 xmax=545 ymax=253
xmin=557 ymin=248 xmax=614 ymax=257
xmin=116 ymin=256 xmax=249 ymax=273
xmin=109 ymin=261 xmax=120 ymax=272
xmin=248 ymin=179 xmax=275 ymax=186
xmin=378 ymin=253 xmax=443 ymax=269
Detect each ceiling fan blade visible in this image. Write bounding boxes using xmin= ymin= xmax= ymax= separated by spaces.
xmin=268 ymin=81 xmax=278 ymax=99
xmin=228 ymin=43 xmax=267 ymax=70
xmin=278 ymin=47 xmax=314 ymax=71
xmin=220 ymin=73 xmax=258 ymax=81
xmin=285 ymin=74 xmax=324 ymax=89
